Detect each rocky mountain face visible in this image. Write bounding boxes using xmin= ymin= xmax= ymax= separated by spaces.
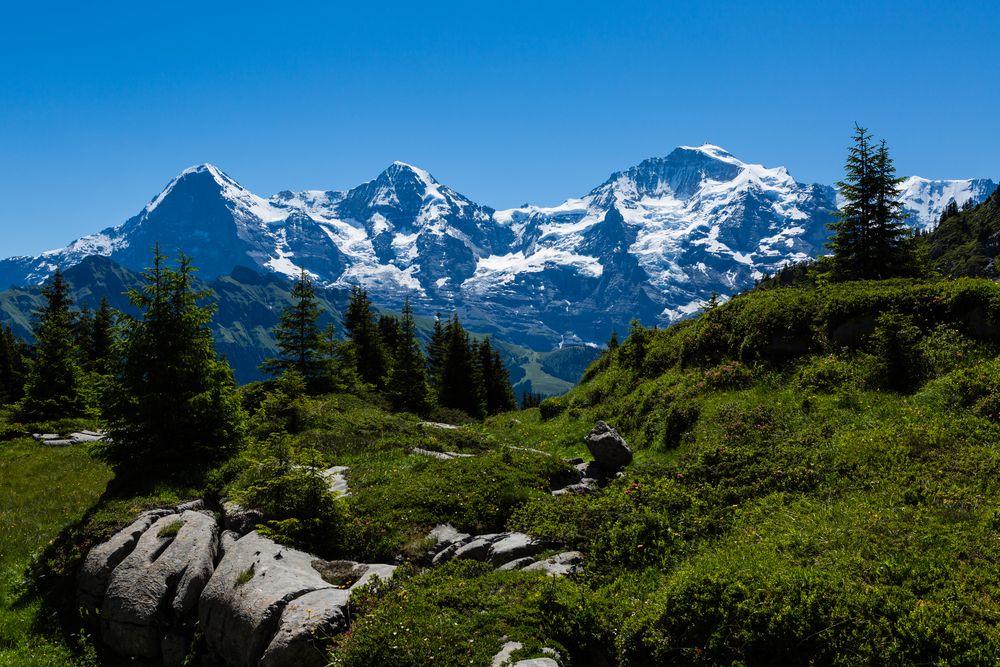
xmin=1 ymin=147 xmax=994 ymax=357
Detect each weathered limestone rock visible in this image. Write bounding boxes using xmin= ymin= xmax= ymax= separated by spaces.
xmin=487 ymin=533 xmax=546 ymax=566
xmin=522 ymin=551 xmax=584 ymax=577
xmin=78 ymin=508 xmax=176 ymax=615
xmin=200 ymin=531 xmax=396 ymax=667
xmin=100 ymin=510 xmax=219 ymax=662
xmin=410 ymin=447 xmax=475 ymax=460
xmin=320 ymin=465 xmax=351 ymax=497
xmin=222 ymin=500 xmax=264 ymax=536
xmin=584 ymin=421 xmax=632 ymax=471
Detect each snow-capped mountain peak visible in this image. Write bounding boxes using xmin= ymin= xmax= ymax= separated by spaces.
xmin=1 ymin=148 xmax=994 ymax=354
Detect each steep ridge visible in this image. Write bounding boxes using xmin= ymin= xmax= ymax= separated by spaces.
xmin=1 ymin=148 xmax=994 ymax=352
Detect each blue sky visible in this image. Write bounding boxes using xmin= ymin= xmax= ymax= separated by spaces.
xmin=1 ymin=0 xmax=997 ymax=256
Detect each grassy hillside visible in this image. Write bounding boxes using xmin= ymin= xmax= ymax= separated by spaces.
xmin=930 ymin=185 xmax=1000 ymax=277
xmin=6 ymin=277 xmax=1000 ymax=665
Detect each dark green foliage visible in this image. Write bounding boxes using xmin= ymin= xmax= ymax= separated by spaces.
xmin=929 ymin=184 xmax=1000 ymax=276
xmin=0 ymin=324 xmax=27 ymax=405
xmin=607 ymin=330 xmax=619 ymax=350
xmin=435 ymin=314 xmax=484 ymax=418
xmin=87 ymin=297 xmax=115 ymax=374
xmin=872 ymin=311 xmax=924 ymax=391
xmin=386 ymin=298 xmax=431 ymax=414
xmin=828 ymin=125 xmax=915 ymax=280
xmin=344 ymin=286 xmax=390 ymax=388
xmin=377 ymin=313 xmax=401 ymax=358
xmin=18 ymin=270 xmax=85 ymax=420
xmin=476 ymin=337 xmax=517 ymax=415
xmin=426 ymin=313 xmax=446 ymax=389
xmin=100 ymin=248 xmax=245 ymax=472
xmin=260 ymin=271 xmax=329 ymax=390
xmin=521 ymin=389 xmax=543 ymax=409
xmin=229 ymin=434 xmax=344 ymax=554
xmin=331 ymin=561 xmax=611 ymax=667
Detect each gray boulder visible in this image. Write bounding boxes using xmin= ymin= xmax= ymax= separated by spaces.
xmin=487 ymin=533 xmax=546 ymax=566
xmin=78 ymin=508 xmax=176 ymax=616
xmin=523 ymin=551 xmax=584 ymax=577
xmin=584 ymin=421 xmax=632 ymax=471
xmin=100 ymin=510 xmax=218 ymax=662
xmin=200 ymin=531 xmax=395 ymax=667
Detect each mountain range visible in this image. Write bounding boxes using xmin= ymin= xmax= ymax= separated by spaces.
xmin=1 ymin=145 xmax=995 ymax=389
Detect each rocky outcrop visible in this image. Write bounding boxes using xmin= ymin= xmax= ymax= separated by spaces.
xmin=79 ymin=505 xmax=394 ymax=667
xmin=584 ymin=421 xmax=632 ymax=471
xmin=78 ymin=508 xmax=177 ymax=615
xmin=200 ymin=531 xmax=395 ymax=667
xmin=100 ymin=511 xmax=218 ymax=662
xmin=426 ymin=525 xmax=581 ymax=575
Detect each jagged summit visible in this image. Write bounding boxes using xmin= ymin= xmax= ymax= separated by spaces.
xmin=0 ymin=147 xmax=993 ymax=350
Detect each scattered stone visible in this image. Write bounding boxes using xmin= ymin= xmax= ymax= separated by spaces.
xmin=563 ymin=457 xmax=585 ymax=465
xmin=451 ymin=534 xmax=504 ymax=561
xmin=491 ymin=640 xmax=563 ymax=667
xmin=100 ymin=510 xmax=218 ymax=662
xmin=487 ymin=532 xmax=546 ymax=566
xmin=320 ymin=465 xmax=351 ymax=497
xmin=497 ymin=556 xmax=537 ymax=571
xmin=425 ymin=523 xmax=471 ymax=561
xmin=522 ymin=551 xmax=584 ymax=577
xmin=176 ymin=499 xmax=205 ymax=512
xmin=417 ymin=421 xmax=460 ymax=430
xmin=584 ymin=421 xmax=632 ymax=471
xmin=492 ymin=640 xmax=524 ymax=667
xmin=69 ymin=431 xmax=106 ymax=443
xmin=410 ymin=447 xmax=475 ymax=460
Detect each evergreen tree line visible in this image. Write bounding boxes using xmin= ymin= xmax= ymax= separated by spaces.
xmin=0 ymin=270 xmax=116 ymax=417
xmin=262 ymin=276 xmax=517 ymax=418
xmin=0 ymin=248 xmax=244 ymax=475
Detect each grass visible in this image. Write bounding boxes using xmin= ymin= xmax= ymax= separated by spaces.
xmin=157 ymin=519 xmax=184 ymax=538
xmin=0 ymin=436 xmax=111 ymax=666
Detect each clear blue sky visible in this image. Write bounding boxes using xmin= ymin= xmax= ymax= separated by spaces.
xmin=2 ymin=0 xmax=997 ymax=256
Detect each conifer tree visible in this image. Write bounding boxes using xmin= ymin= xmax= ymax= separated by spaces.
xmin=828 ymin=125 xmax=912 ymax=280
xmin=476 ymin=337 xmax=516 ymax=415
xmin=343 ymin=286 xmax=389 ymax=388
xmin=427 ymin=313 xmax=446 ymax=390
xmin=19 ymin=269 xmax=85 ymax=420
xmin=378 ymin=313 xmax=401 ymax=361
xmin=89 ymin=297 xmax=115 ymax=373
xmin=437 ymin=314 xmax=484 ymax=418
xmin=0 ymin=325 xmax=27 ymax=406
xmin=871 ymin=139 xmax=911 ymax=275
xmin=521 ymin=390 xmax=543 ymax=410
xmin=102 ymin=248 xmax=244 ymax=471
xmin=607 ymin=330 xmax=619 ymax=351
xmin=386 ymin=297 xmax=431 ymax=413
xmin=261 ymin=270 xmax=328 ymax=390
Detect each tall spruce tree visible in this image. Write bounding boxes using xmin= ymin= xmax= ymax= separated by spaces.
xmin=19 ymin=269 xmax=85 ymax=420
xmin=261 ymin=270 xmax=328 ymax=390
xmin=0 ymin=325 xmax=27 ymax=406
xmin=828 ymin=125 xmax=912 ymax=280
xmin=437 ymin=314 xmax=484 ymax=418
xmin=102 ymin=248 xmax=244 ymax=471
xmin=386 ymin=298 xmax=431 ymax=413
xmin=476 ymin=337 xmax=516 ymax=415
xmin=343 ymin=286 xmax=389 ymax=388
xmin=89 ymin=297 xmax=115 ymax=373
xmin=427 ymin=313 xmax=446 ymax=390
